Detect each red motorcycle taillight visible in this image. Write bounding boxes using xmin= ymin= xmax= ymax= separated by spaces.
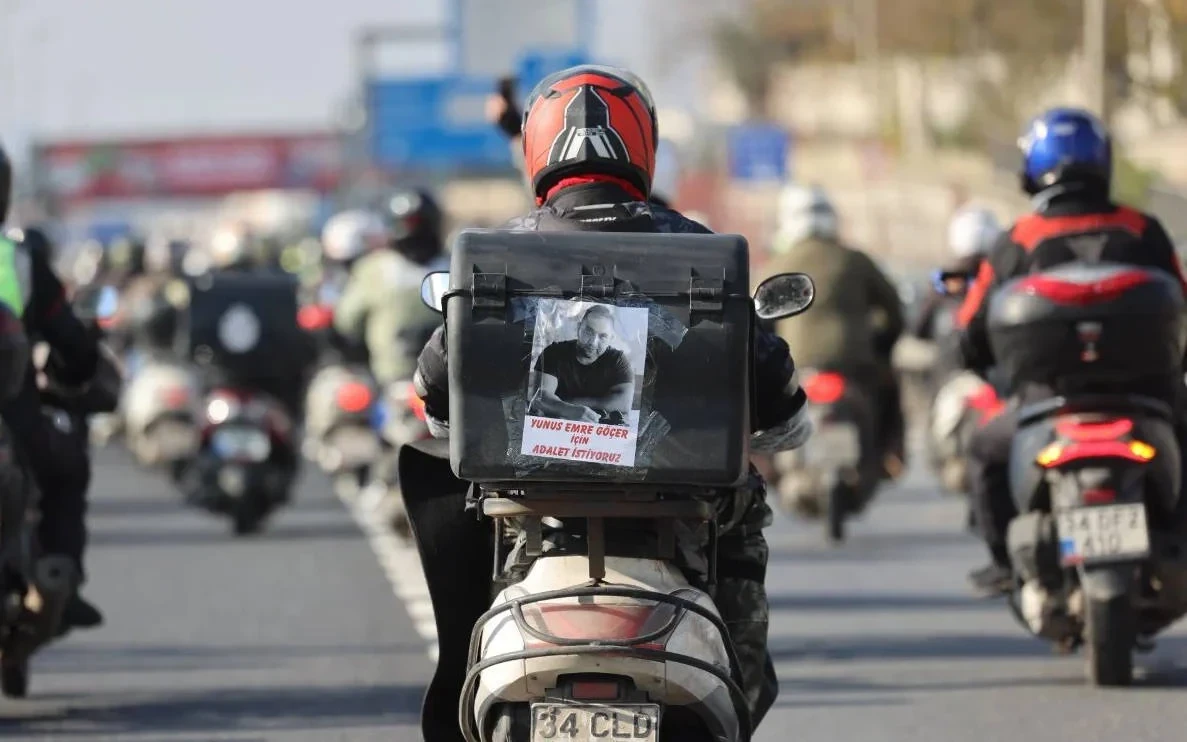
xmin=336 ymin=381 xmax=373 ymax=414
xmin=803 ymin=372 xmax=846 ymax=405
xmin=1054 ymin=418 xmax=1134 ymax=442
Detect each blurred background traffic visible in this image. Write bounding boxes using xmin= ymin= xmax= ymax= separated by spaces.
xmin=8 ymin=0 xmax=1187 ymax=291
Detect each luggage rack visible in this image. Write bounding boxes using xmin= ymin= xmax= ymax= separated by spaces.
xmin=456 ymin=490 xmax=753 ymax=742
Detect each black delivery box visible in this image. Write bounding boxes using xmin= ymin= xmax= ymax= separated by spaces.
xmin=176 ymin=271 xmax=308 ymax=383
xmin=444 ymin=229 xmax=752 ymax=488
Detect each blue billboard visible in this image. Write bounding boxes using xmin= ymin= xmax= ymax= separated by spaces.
xmin=368 ymin=76 xmax=513 ymax=171
xmin=516 ymin=49 xmax=587 ymax=95
xmin=727 ymin=123 xmax=792 ymax=183
xmin=367 ymin=48 xmax=587 ymax=172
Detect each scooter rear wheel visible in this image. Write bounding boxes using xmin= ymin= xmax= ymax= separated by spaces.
xmin=826 ymin=483 xmax=848 ymax=545
xmin=489 ymin=704 xmax=530 ymax=741
xmin=1086 ymin=595 xmax=1135 ymax=687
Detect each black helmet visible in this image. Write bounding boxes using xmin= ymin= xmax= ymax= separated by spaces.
xmin=0 ymin=144 xmax=11 ymax=225
xmin=385 ymin=188 xmax=443 ymax=264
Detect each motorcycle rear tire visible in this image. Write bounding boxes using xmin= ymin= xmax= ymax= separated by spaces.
xmin=1 ymin=658 xmax=28 ymax=698
xmin=1085 ymin=595 xmax=1135 ymax=687
xmin=489 ymin=704 xmax=530 ymax=742
xmin=826 ymin=483 xmax=848 ymax=545
xmin=231 ymin=494 xmax=269 ymax=537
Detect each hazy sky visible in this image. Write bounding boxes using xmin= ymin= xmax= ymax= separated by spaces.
xmin=0 ymin=0 xmax=731 ymax=160
xmin=0 ymin=1 xmax=446 ymax=140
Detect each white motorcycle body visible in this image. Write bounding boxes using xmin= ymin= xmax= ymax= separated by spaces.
xmin=472 ymin=554 xmax=742 ymax=741
xmin=302 ymin=363 xmax=382 ymax=475
xmin=928 ymin=371 xmax=989 ymax=493
xmin=123 ymin=359 xmax=201 ymax=466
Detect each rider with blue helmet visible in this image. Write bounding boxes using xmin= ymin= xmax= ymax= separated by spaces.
xmin=954 ymin=107 xmax=1187 ymax=595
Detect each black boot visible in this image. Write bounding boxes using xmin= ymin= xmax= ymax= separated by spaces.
xmin=57 ymin=592 xmax=103 ymax=636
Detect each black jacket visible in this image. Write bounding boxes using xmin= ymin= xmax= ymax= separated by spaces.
xmin=415 ymin=182 xmax=807 ymax=433
xmin=16 ymin=228 xmax=99 ymax=385
xmin=956 ymin=192 xmax=1186 ymax=373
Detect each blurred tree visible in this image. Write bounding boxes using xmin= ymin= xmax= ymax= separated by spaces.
xmin=1137 ymin=0 xmax=1187 ymax=116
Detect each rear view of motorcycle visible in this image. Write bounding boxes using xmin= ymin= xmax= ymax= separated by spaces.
xmin=400 ymin=230 xmax=815 ymax=742
xmin=2 ymin=294 xmax=122 ymax=695
xmin=771 ymin=370 xmax=877 ymax=543
xmin=988 ymin=263 xmax=1187 ymax=686
xmin=303 ymin=362 xmax=381 ymax=498
xmin=173 ymin=272 xmax=311 ymax=535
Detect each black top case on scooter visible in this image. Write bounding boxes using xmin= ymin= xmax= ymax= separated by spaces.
xmin=176 ymin=271 xmax=310 ymax=388
xmin=986 ymin=262 xmax=1187 ymax=398
xmin=443 ymin=229 xmax=752 ymax=489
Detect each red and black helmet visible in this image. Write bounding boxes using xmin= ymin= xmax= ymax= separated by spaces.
xmin=521 ymin=65 xmax=658 ymax=200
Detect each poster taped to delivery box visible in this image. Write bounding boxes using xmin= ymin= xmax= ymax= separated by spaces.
xmin=521 ymin=299 xmax=648 ymax=468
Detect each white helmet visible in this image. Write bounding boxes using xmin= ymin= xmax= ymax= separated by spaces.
xmin=947 ymin=206 xmax=1002 ymax=260
xmin=321 ymin=209 xmax=388 ymax=263
xmin=773 ymin=184 xmax=838 ymax=253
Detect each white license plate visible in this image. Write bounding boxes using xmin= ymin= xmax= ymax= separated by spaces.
xmin=1056 ymin=503 xmax=1150 ymax=566
xmin=329 ymin=427 xmax=380 ymax=466
xmin=805 ymin=422 xmax=861 ymax=467
xmin=531 ymin=703 xmax=659 ymax=741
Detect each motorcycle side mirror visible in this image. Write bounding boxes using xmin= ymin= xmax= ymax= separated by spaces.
xmin=420 ymin=271 xmax=450 ymax=314
xmin=753 ymin=272 xmax=815 ymax=321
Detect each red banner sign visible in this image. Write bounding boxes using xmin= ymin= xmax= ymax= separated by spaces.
xmin=36 ymin=133 xmax=345 ymax=202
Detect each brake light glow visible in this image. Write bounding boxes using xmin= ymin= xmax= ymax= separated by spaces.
xmin=1017 ymin=270 xmax=1151 ymax=306
xmin=1055 ymin=418 xmax=1134 ymax=442
xmin=158 ymin=385 xmax=190 ymax=408
xmin=966 ymin=384 xmax=1006 ymax=423
xmin=804 ymin=372 xmax=847 ymax=405
xmin=570 ymin=681 xmax=620 ymax=701
xmin=1082 ymin=489 xmax=1117 ymax=504
xmin=298 ymin=305 xmax=334 ymax=331
xmin=1036 ymin=439 xmax=1156 ymax=468
xmin=336 ymin=381 xmax=373 ymax=413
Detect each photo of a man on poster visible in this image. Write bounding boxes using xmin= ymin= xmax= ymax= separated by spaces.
xmin=520 ymin=299 xmax=648 ymax=468
xmin=528 ymin=304 xmax=633 ymax=425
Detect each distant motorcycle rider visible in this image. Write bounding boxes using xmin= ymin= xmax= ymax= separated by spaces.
xmin=761 ymin=183 xmax=907 ymax=479
xmin=333 ymin=194 xmax=448 ymax=388
xmin=414 ymin=65 xmax=812 ymax=737
xmin=0 ymin=143 xmax=104 ymax=630
xmin=956 ymin=107 xmax=1187 ymax=595
xmin=912 ymin=205 xmax=1002 ymax=342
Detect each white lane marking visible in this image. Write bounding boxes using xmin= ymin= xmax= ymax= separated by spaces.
xmin=339 ymin=487 xmax=440 ymax=661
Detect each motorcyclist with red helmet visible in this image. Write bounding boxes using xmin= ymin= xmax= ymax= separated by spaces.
xmin=411 ymin=65 xmax=811 ymax=741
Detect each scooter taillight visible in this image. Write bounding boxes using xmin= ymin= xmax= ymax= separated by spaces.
xmin=569 ymin=680 xmax=621 ymax=701
xmin=336 ymin=381 xmax=373 ymax=414
xmin=1055 ymin=418 xmax=1134 ymax=442
xmin=521 ymin=602 xmax=676 ymax=646
xmin=157 ymin=385 xmax=190 ymax=408
xmin=804 ymin=372 xmax=846 ymax=405
xmin=1036 ymin=440 xmax=1156 ymax=468
xmin=966 ymin=384 xmax=1006 ymax=424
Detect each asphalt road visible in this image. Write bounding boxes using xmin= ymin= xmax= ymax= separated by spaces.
xmin=0 ymin=446 xmax=430 ymax=741
xmin=3 ymin=440 xmax=1187 ymax=741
